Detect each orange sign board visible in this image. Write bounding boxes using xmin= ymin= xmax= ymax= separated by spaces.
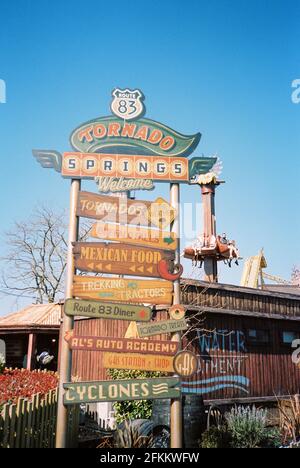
xmin=103 ymin=352 xmax=174 ymax=373
xmin=148 ymin=197 xmax=177 ymax=229
xmin=77 ymin=191 xmax=175 ymax=229
xmin=73 ymin=242 xmax=174 ymax=279
xmin=173 ymin=351 xmax=198 ymax=378
xmin=72 ymin=276 xmax=173 ymax=305
xmin=62 ymin=152 xmax=189 ymax=182
xmin=90 ymin=222 xmax=177 ymax=251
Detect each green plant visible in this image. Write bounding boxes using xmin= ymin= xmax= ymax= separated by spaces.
xmin=114 ymin=420 xmax=153 ymax=448
xmin=107 ymin=369 xmax=164 ymax=423
xmin=261 ymin=427 xmax=282 ymax=448
xmin=225 ymin=406 xmax=268 ymax=448
xmin=200 ymin=426 xmax=232 ymax=449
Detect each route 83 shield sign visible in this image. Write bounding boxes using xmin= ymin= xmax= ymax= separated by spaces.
xmin=111 ymin=88 xmax=145 ymax=120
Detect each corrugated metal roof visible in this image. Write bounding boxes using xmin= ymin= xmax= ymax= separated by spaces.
xmin=0 ymin=303 xmax=62 ymax=328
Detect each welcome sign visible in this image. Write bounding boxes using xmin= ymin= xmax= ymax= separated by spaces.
xmin=33 ymin=88 xmax=218 ymax=190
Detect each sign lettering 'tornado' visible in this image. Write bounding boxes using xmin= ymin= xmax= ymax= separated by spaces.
xmin=33 ymin=88 xmax=219 ymax=191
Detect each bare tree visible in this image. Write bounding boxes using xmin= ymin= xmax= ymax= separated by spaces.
xmin=1 ymin=207 xmax=90 ymax=304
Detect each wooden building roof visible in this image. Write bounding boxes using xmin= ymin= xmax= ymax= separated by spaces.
xmin=0 ymin=303 xmax=62 ymax=331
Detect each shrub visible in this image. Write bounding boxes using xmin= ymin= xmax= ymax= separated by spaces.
xmin=200 ymin=426 xmax=232 ymax=449
xmin=0 ymin=369 xmax=58 ymax=405
xmin=107 ymin=369 xmax=164 ymax=423
xmin=225 ymin=406 xmax=268 ymax=448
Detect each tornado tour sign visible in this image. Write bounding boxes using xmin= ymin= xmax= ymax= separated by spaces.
xmin=33 ymin=88 xmax=219 ymax=191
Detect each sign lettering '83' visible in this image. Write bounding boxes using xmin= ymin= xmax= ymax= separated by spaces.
xmin=111 ymin=88 xmax=145 ymax=120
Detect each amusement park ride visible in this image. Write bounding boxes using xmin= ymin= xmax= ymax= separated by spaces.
xmin=184 ymin=169 xmax=241 ymax=282
xmin=240 ymin=249 xmax=300 ymax=290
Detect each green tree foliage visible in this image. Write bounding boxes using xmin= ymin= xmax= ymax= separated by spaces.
xmin=107 ymin=369 xmax=165 ymax=423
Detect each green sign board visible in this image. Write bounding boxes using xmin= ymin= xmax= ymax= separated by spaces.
xmin=70 ymin=116 xmax=201 ymax=157
xmin=64 ymin=298 xmax=152 ymax=322
xmin=137 ymin=318 xmax=188 ymax=338
xmin=63 ymin=377 xmax=181 ymax=404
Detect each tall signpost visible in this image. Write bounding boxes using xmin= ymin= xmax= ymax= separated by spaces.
xmin=170 ymin=182 xmax=182 ymax=448
xmin=33 ymin=88 xmax=218 ymax=449
xmin=56 ymin=179 xmax=81 ymax=448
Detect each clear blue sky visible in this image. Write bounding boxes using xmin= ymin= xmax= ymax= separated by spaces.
xmin=0 ymin=0 xmax=299 ymax=314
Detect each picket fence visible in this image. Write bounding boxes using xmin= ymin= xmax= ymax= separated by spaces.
xmin=0 ymin=388 xmax=80 ymax=448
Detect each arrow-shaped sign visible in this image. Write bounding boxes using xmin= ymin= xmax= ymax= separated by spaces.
xmin=90 ymin=222 xmax=178 ymax=250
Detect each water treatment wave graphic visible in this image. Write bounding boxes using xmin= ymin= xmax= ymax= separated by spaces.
xmin=182 ymin=375 xmax=250 ymax=395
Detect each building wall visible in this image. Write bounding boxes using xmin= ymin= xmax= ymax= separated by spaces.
xmin=1 ymin=334 xmax=28 ymax=368
xmin=183 ymin=313 xmax=300 ymax=400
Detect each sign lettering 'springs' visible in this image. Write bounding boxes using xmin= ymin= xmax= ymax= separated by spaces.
xmin=72 ymin=276 xmax=173 ymax=306
xmin=62 ymin=152 xmax=189 ymax=181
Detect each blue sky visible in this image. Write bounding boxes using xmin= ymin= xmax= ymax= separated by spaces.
xmin=0 ymin=0 xmax=299 ymax=314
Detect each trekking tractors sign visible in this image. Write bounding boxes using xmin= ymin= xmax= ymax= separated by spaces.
xmin=33 ymin=88 xmax=218 ymax=191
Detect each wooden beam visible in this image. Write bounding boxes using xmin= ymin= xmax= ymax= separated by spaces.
xmin=27 ymin=333 xmax=36 ymax=370
xmin=180 ymin=278 xmax=300 ymax=301
xmin=203 ymin=394 xmax=300 ymax=406
xmin=186 ymin=305 xmax=300 ymax=322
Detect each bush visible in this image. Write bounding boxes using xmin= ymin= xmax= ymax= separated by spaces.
xmin=107 ymin=369 xmax=164 ymax=423
xmin=201 ymin=426 xmax=232 ymax=449
xmin=0 ymin=369 xmax=58 ymax=405
xmin=225 ymin=406 xmax=268 ymax=448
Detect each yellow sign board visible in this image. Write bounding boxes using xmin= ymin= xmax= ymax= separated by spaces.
xmin=148 ymin=197 xmax=177 ymax=229
xmin=72 ymin=276 xmax=173 ymax=305
xmin=89 ymin=222 xmax=177 ymax=251
xmin=103 ymin=352 xmax=174 ymax=373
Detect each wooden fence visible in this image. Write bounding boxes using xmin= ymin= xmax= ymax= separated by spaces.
xmin=0 ymin=388 xmax=80 ymax=448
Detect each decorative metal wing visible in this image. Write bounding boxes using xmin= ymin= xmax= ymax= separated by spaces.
xmin=32 ymin=149 xmax=62 ymax=173
xmin=188 ymin=156 xmax=218 ymax=182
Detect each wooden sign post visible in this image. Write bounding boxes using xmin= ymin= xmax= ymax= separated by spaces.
xmin=64 ymin=298 xmax=152 ymax=322
xmin=73 ymin=242 xmax=175 ymax=279
xmin=137 ymin=319 xmax=188 ymax=338
xmin=170 ymin=182 xmax=183 ymax=448
xmin=90 ymin=222 xmax=178 ymax=251
xmin=55 ymin=179 xmax=81 ymax=449
xmin=173 ymin=351 xmax=199 ymax=378
xmin=63 ymin=377 xmax=181 ymax=405
xmin=72 ymin=276 xmax=173 ymax=305
xmin=32 ymin=88 xmax=211 ymax=449
xmin=65 ymin=332 xmax=179 ymax=355
xmin=77 ymin=191 xmax=175 ymax=229
xmin=103 ymin=352 xmax=174 ymax=373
